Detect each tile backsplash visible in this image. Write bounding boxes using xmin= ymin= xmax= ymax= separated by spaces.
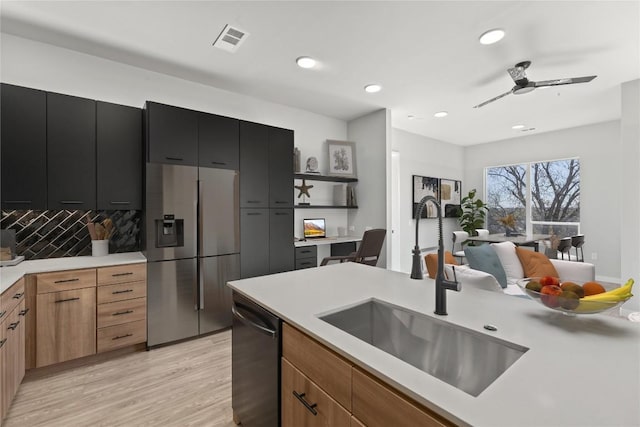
xmin=0 ymin=209 xmax=141 ymax=260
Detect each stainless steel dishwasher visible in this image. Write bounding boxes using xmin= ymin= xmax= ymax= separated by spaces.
xmin=231 ymin=291 xmax=281 ymax=427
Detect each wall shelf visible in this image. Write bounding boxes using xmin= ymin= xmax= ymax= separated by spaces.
xmin=294 ymin=173 xmax=358 ymax=183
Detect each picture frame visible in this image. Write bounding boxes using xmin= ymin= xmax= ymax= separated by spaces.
xmin=440 ymin=178 xmax=462 ymax=218
xmin=327 ymin=140 xmax=357 ymax=178
xmin=412 ymin=175 xmax=439 ymax=219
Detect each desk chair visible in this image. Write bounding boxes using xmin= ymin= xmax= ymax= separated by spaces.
xmin=557 ymin=237 xmax=573 ymax=260
xmin=320 ymin=229 xmax=386 ymax=266
xmin=452 ymin=231 xmax=469 ymax=262
xmin=571 ymin=234 xmax=585 ymax=262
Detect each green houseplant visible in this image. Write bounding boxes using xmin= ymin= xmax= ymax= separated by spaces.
xmin=458 ymin=189 xmax=488 ymax=236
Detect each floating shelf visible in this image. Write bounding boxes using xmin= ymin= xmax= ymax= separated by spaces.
xmin=294 ymin=205 xmax=358 ymax=209
xmin=294 ymin=173 xmax=358 ymax=183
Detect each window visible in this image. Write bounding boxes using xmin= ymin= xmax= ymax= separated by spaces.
xmin=485 ymin=158 xmax=580 ymax=237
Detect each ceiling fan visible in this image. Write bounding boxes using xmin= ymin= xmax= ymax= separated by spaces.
xmin=473 ymin=60 xmax=597 ymax=108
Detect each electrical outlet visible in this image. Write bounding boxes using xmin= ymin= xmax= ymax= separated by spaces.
xmin=591 ymin=252 xmax=598 ymax=260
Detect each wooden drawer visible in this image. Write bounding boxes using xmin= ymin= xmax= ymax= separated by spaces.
xmin=36 ymin=269 xmax=96 ymax=294
xmin=282 ymin=358 xmax=350 ymax=427
xmin=1 ymin=277 xmax=25 ymax=321
xmin=97 ymin=263 xmax=146 ymax=286
xmin=97 ymin=297 xmax=146 ymax=328
xmin=97 ymin=319 xmax=146 ymax=353
xmin=295 ymin=245 xmax=317 ymax=259
xmin=97 ymin=280 xmax=146 ymax=304
xmin=283 ymin=324 xmax=352 ymax=410
xmin=352 ymin=368 xmax=453 ymax=427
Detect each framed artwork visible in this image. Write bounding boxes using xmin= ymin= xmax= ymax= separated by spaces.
xmin=440 ymin=179 xmax=462 ymax=218
xmin=412 ymin=175 xmax=439 ymax=219
xmin=327 ymin=140 xmax=357 ymax=178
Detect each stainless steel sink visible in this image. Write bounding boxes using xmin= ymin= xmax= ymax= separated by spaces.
xmin=318 ymin=299 xmax=528 ymax=397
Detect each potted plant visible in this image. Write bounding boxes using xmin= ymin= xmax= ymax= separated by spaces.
xmin=458 ymin=189 xmax=488 ymax=236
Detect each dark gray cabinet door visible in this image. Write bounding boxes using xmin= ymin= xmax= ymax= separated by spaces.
xmin=145 ymin=102 xmax=198 ymax=166
xmin=97 ymin=101 xmax=143 ymax=210
xmin=239 ymin=121 xmax=269 ymax=208
xmin=268 ymin=127 xmax=294 ymax=208
xmin=198 ymin=113 xmax=239 ymax=170
xmin=240 ymin=208 xmax=269 ymax=278
xmin=269 ymin=209 xmax=294 ymax=273
xmin=47 ymin=92 xmax=96 ymax=210
xmin=1 ymin=84 xmax=47 ymax=210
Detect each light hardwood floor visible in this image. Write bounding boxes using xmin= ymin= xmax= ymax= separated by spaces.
xmin=4 ymin=330 xmax=237 ymax=427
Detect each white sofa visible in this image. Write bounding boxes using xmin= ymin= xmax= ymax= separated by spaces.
xmin=444 ymin=241 xmax=596 ymax=296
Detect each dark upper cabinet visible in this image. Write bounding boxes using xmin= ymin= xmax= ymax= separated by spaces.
xmin=145 ymin=102 xmax=198 ymax=166
xmin=97 ymin=101 xmax=143 ymax=210
xmin=240 ymin=208 xmax=270 ymax=278
xmin=1 ymin=84 xmax=48 ymax=210
xmin=199 ymin=113 xmax=239 ymax=170
xmin=239 ymin=121 xmax=269 ymax=208
xmin=269 ymin=209 xmax=294 ymax=274
xmin=47 ymin=92 xmax=96 ymax=210
xmin=268 ymin=127 xmax=294 ymax=208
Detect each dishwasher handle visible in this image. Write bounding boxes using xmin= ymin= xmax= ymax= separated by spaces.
xmin=232 ymin=304 xmax=277 ymax=339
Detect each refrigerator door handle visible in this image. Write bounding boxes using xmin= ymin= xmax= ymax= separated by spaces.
xmin=197 ymin=180 xmax=204 ymax=311
xmin=199 ymin=259 xmax=205 ymax=310
xmin=231 ymin=305 xmax=277 ymax=339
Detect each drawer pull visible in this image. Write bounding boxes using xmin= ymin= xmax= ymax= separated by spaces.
xmin=112 ymin=289 xmax=134 ymax=295
xmin=0 ymin=338 xmax=6 ymax=348
xmin=55 ymin=297 xmax=80 ymax=304
xmin=211 ymin=161 xmax=227 ymax=166
xmin=112 ymin=272 xmax=134 ymax=277
xmin=292 ymin=391 xmax=318 ymax=416
xmin=113 ymin=333 xmax=133 ymax=340
xmin=7 ymin=320 xmax=20 ymax=330
xmin=165 ymin=157 xmax=184 ymax=161
xmin=113 ymin=310 xmax=134 ymax=316
xmin=54 ymin=278 xmax=80 ymax=284
xmin=4 ymin=200 xmax=32 ymax=204
xmin=274 ymin=212 xmax=289 ymax=216
xmin=0 ymin=310 xmax=5 ymax=319
xmin=300 ymin=261 xmax=313 ymax=266
xmin=110 ymin=201 xmax=131 ymax=205
xmin=246 ymin=200 xmax=261 ymax=204
xmin=247 ymin=212 xmax=262 ymax=216
xmin=13 ymin=292 xmax=24 ymax=299
xmin=19 ymin=308 xmax=30 ymax=316
xmin=60 ymin=200 xmax=83 ymax=205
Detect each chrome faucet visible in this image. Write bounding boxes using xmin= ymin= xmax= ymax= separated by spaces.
xmin=410 ymin=195 xmax=460 ymax=315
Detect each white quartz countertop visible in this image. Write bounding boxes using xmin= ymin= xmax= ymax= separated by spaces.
xmin=0 ymin=252 xmax=146 ymax=294
xmin=228 ymin=263 xmax=640 ymax=427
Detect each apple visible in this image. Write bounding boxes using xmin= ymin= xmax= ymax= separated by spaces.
xmin=540 ymin=285 xmax=562 ymax=308
xmin=540 ymin=276 xmax=560 ymax=287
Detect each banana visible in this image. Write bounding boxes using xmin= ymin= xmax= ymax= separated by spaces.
xmin=582 ymin=278 xmax=634 ymax=301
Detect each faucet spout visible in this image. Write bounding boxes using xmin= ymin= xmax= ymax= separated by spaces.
xmin=410 ymin=195 xmax=460 ymax=316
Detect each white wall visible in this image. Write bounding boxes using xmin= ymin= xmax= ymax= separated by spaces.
xmin=392 ymin=128 xmax=465 ymax=274
xmin=620 ymin=79 xmax=640 ymax=312
xmin=464 ymin=121 xmax=622 ymax=282
xmin=347 ymin=109 xmax=390 ymax=267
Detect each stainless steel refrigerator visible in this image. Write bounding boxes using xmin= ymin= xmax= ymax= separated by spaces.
xmin=145 ymin=164 xmax=240 ymax=347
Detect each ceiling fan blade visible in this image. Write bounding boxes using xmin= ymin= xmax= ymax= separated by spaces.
xmin=473 ymin=89 xmax=513 ymax=108
xmin=534 ymin=75 xmax=597 ymax=87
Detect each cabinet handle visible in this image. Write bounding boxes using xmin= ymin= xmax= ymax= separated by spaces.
xmin=300 ymin=250 xmax=312 ymax=254
xmin=246 ymin=200 xmax=261 ymax=203
xmin=19 ymin=308 xmax=29 ymax=316
xmin=110 ymin=201 xmax=131 ymax=205
xmin=165 ymin=157 xmax=183 ymax=161
xmin=7 ymin=321 xmax=20 ymax=330
xmin=0 ymin=338 xmax=6 ymax=349
xmin=274 ymin=212 xmax=289 ymax=216
xmin=211 ymin=161 xmax=227 ymax=166
xmin=300 ymin=261 xmax=313 ymax=266
xmin=60 ymin=201 xmax=83 ymax=205
xmin=55 ymin=297 xmax=80 ymax=304
xmin=0 ymin=310 xmax=6 ymax=319
xmin=274 ymin=201 xmax=288 ymax=204
xmin=4 ymin=200 xmax=32 ymax=204
xmin=112 ymin=333 xmax=133 ymax=340
xmin=112 ymin=310 xmax=134 ymax=316
xmin=54 ymin=278 xmax=80 ymax=284
xmin=247 ymin=212 xmax=262 ymax=216
xmin=112 ymin=272 xmax=134 ymax=277
xmin=13 ymin=292 xmax=24 ymax=299
xmin=292 ymin=391 xmax=318 ymax=416
xmin=112 ymin=289 xmax=133 ymax=295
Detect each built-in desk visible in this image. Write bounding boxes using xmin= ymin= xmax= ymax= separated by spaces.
xmin=294 ymin=236 xmax=362 ymax=269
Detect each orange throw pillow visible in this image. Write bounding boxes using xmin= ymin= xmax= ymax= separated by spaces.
xmin=515 ymin=247 xmax=559 ymax=278
xmin=424 ymin=251 xmax=459 ymax=279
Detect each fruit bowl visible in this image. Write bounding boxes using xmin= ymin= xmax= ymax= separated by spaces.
xmin=516 ymin=277 xmax=632 ymax=315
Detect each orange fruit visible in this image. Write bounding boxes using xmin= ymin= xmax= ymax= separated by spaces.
xmin=582 ymin=281 xmax=606 ymax=296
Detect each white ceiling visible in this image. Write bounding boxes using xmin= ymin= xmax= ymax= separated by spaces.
xmin=1 ymin=1 xmax=638 ymax=146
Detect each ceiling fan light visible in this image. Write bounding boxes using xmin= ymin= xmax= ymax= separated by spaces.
xmin=479 ymin=29 xmax=505 ymax=45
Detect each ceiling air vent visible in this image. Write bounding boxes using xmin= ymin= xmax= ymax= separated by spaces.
xmin=213 ymin=24 xmax=249 ymax=52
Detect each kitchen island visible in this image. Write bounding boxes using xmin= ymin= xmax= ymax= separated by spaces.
xmin=228 ymin=262 xmax=640 ymax=426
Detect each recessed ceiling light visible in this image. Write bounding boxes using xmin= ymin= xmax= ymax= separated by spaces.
xmin=512 ymin=124 xmax=525 ymax=130
xmin=434 ymin=111 xmax=448 ymax=118
xmin=296 ymin=56 xmax=316 ymax=69
xmin=479 ymin=28 xmax=505 ymax=45
xmin=364 ymin=84 xmax=382 ymax=93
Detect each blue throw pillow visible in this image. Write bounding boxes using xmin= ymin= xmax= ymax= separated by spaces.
xmin=464 ymin=244 xmax=508 ymax=288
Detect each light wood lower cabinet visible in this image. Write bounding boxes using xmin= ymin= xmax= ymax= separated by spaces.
xmin=282 ymin=324 xmax=455 ymax=427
